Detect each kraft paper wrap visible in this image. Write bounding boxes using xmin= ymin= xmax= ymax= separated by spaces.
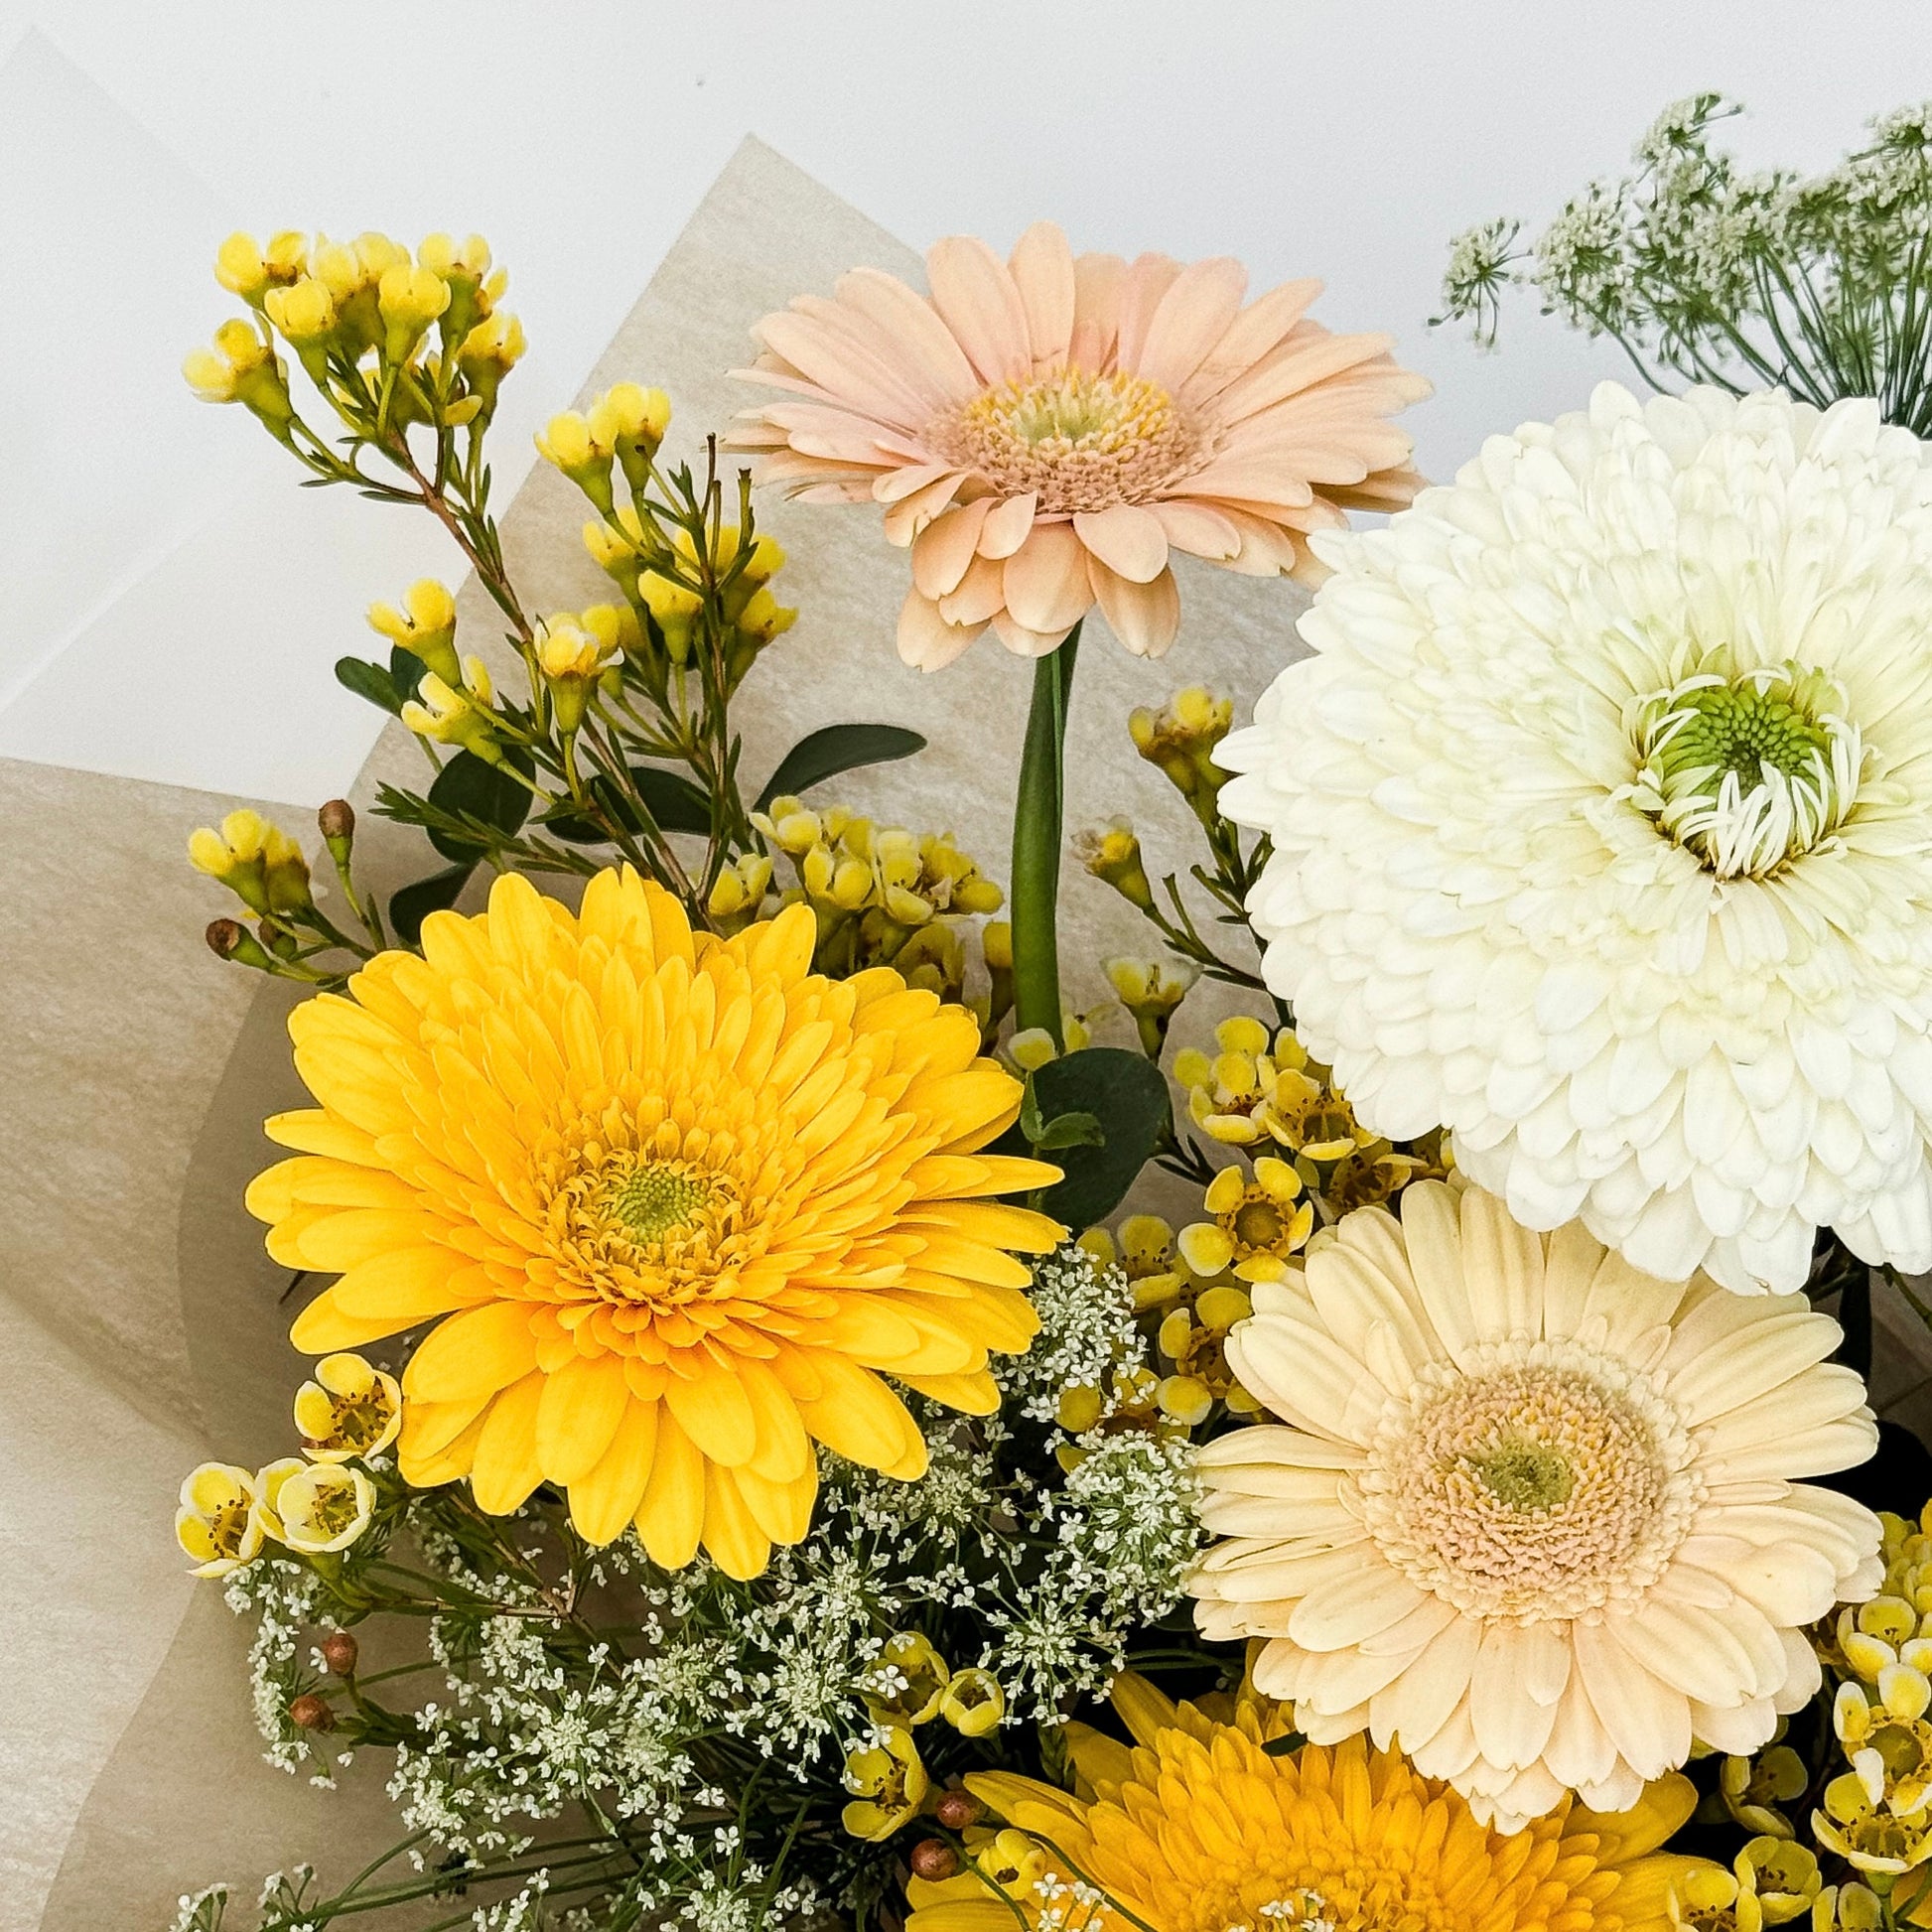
xmin=13 ymin=138 xmax=1932 ymax=1929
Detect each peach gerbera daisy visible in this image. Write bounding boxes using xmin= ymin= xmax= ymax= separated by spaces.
xmin=905 ymin=1673 xmax=1717 ymax=1932
xmin=731 ymin=221 xmax=1429 ymax=668
xmin=1190 ymin=1180 xmax=1883 ymax=1830
xmin=247 ymin=869 xmax=1061 ymax=1580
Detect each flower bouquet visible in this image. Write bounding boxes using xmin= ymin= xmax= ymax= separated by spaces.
xmin=165 ymin=98 xmax=1932 ymax=1932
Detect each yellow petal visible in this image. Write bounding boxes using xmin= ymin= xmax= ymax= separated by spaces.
xmin=329 ymin=1246 xmax=471 ymax=1319
xmin=261 ymin=1108 xmax=380 ymax=1165
xmin=634 ymin=1410 xmax=705 ymax=1568
xmin=468 ymin=1372 xmax=546 ymax=1513
xmin=400 ymin=1392 xmax=491 ymax=1463
xmin=701 ymin=1463 xmax=771 ymax=1581
xmin=401 ymin=1409 xmax=486 ymax=1487
xmin=789 ymin=1352 xmax=922 ymax=1470
xmin=733 ymin=1462 xmax=817 ymax=1546
xmin=568 ymin=1399 xmax=658 ymax=1545
xmin=535 ymin=1353 xmax=629 ymax=1484
xmin=906 ymin=1200 xmax=1065 ymax=1253
xmin=291 ymin=1287 xmax=420 ymax=1352
xmin=1110 ymin=1671 xmax=1180 ymax=1747
xmin=897 ymin=1368 xmax=999 ymax=1416
xmin=663 ymin=1356 xmax=759 ymax=1467
xmin=291 ymin=1209 xmax=443 ymax=1272
xmin=404 ymin=1302 xmax=541 ymax=1403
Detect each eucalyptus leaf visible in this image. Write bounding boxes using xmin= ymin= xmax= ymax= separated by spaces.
xmin=756 ymin=724 xmax=925 ymax=810
xmin=389 ymin=864 xmax=475 ymax=943
xmin=334 ymin=655 xmax=405 ymax=716
xmin=545 ymin=765 xmax=712 ymax=844
xmin=1026 ymin=1047 xmax=1173 ymax=1228
xmin=424 ymin=751 xmax=533 ymax=863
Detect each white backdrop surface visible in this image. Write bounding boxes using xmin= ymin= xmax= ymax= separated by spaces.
xmin=5 ymin=1 xmax=1932 ymax=802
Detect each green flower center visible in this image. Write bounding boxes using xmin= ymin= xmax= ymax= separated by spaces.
xmin=1630 ymin=657 xmax=1863 ymax=877
xmin=609 ymin=1161 xmax=715 ymax=1240
xmin=1231 ymin=1199 xmax=1287 ymax=1251
xmin=1469 ymin=1440 xmax=1576 ymax=1513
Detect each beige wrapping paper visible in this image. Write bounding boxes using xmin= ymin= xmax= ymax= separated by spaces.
xmin=14 ymin=136 xmax=1932 ymax=1929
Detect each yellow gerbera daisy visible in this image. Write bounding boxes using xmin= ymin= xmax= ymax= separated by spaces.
xmin=248 ymin=869 xmax=1061 ymax=1579
xmin=907 ymin=1675 xmax=1716 ymax=1932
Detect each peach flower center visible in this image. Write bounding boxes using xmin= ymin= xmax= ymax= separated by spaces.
xmin=1357 ymin=1340 xmax=1703 ymax=1621
xmin=929 ymin=367 xmax=1211 ymax=513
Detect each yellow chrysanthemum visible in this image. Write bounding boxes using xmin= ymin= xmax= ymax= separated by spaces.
xmin=907 ymin=1675 xmax=1715 ymax=1932
xmin=249 ymin=869 xmax=1061 ymax=1579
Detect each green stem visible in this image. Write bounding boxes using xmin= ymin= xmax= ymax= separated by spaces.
xmin=1010 ymin=623 xmax=1081 ymax=1045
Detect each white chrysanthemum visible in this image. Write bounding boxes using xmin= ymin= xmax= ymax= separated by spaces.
xmin=1190 ymin=1180 xmax=1883 ymax=1830
xmin=1219 ymin=381 xmax=1932 ymax=1291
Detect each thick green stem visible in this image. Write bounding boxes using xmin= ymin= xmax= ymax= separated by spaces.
xmin=1010 ymin=623 xmax=1082 ymax=1045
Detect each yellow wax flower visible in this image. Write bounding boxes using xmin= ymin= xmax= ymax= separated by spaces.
xmin=175 ymin=1461 xmax=272 ymax=1578
xmin=294 ymin=1353 xmax=402 ymax=1463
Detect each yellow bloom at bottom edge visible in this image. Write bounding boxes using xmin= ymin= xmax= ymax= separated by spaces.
xmin=251 ymin=869 xmax=1065 ymax=1582
xmin=905 ymin=1674 xmax=1719 ymax=1932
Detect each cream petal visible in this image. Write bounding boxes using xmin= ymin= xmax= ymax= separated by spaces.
xmin=1617 ymin=1596 xmax=1761 ymax=1708
xmin=1087 ymin=558 xmax=1180 ymax=657
xmin=1288 ymin=1561 xmax=1428 ymax=1651
xmin=1457 ymin=1182 xmax=1546 ymax=1336
xmin=1574 ymin=1618 xmax=1693 ymax=1779
xmin=1009 ymin=220 xmax=1075 ymax=370
xmin=925 ymin=234 xmax=1032 ymax=387
xmin=873 ymin=460 xmax=960 ymax=504
xmin=911 ymin=498 xmax=995 ymax=599
xmin=896 ymin=588 xmax=985 ymax=672
xmin=1470 ymin=1623 xmax=1561 ymax=1770
xmin=1210 ymin=328 xmax=1404 ymax=425
xmin=1003 ymin=522 xmax=1095 ymax=634
xmin=1133 ymin=255 xmax=1249 ymax=393
xmin=1369 ymin=1614 xmax=1479 ymax=1754
xmin=977 ymin=490 xmax=1038 ymax=559
xmin=1071 ymin=505 xmax=1169 ymax=583
xmin=1690 ymin=1694 xmax=1777 ymax=1754
xmin=1542 ymin=1666 xmax=1621 ymax=1792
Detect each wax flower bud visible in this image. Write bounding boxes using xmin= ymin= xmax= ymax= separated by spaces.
xmin=1130 ymin=685 xmax=1236 ymax=827
xmin=534 ymin=615 xmax=620 ymax=733
xmin=190 ymin=808 xmax=308 ymax=915
xmin=368 ymin=580 xmax=462 ymax=688
xmin=400 ymin=660 xmax=503 ymax=762
xmin=376 ymin=262 xmax=451 ymax=364
xmin=537 ymin=409 xmax=616 ymax=515
xmin=183 ymin=320 xmax=294 ymax=434
xmin=1073 ymin=817 xmax=1156 ymax=912
xmin=586 ymin=381 xmax=671 ymax=491
xmin=1105 ymin=954 xmax=1198 ymax=1057
xmin=214 ymin=230 xmax=306 ymax=304
xmin=457 ymin=310 xmax=525 ymax=416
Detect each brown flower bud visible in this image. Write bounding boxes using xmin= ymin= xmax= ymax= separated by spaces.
xmin=289 ymin=1694 xmax=336 ymax=1731
xmin=318 ymin=798 xmax=355 ymax=841
xmin=909 ymin=1839 xmax=958 ymax=1881
xmin=933 ymin=1789 xmax=980 ymax=1832
xmin=206 ymin=916 xmax=245 ymax=959
xmin=321 ymin=1630 xmax=358 ymax=1676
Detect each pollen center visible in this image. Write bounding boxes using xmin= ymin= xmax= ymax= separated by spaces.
xmin=608 ymin=1160 xmax=715 ymax=1240
xmin=1359 ymin=1343 xmax=1704 ymax=1621
xmin=1628 ymin=656 xmax=1864 ymax=877
xmin=929 ymin=367 xmax=1210 ymax=513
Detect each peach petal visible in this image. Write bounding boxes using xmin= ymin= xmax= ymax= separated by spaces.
xmin=1183 ymin=279 xmax=1326 ymax=405
xmin=787 ymin=291 xmax=958 ymax=418
xmin=882 ymin=471 xmax=970 ymax=545
xmin=1069 ymin=252 xmax=1127 ymax=370
xmin=938 ymin=553 xmax=1009 ymax=627
xmin=755 ymin=310 xmax=929 ymax=433
xmin=925 ymin=235 xmax=1031 ymax=387
xmin=1134 ymin=256 xmax=1249 ymax=393
xmin=873 ymin=461 xmax=960 ymax=504
xmin=897 ymin=588 xmax=986 ymax=672
xmin=912 ymin=498 xmax=995 ymax=598
xmin=1181 ymin=459 xmax=1318 ymax=508
xmin=1089 ymin=558 xmax=1180 ymax=657
xmin=990 ymin=609 xmax=1076 ymax=657
xmin=1150 ymin=499 xmax=1242 ymax=561
xmin=1009 ymin=221 xmax=1076 ymax=371
xmin=1003 ymin=521 xmax=1093 ymax=633
xmin=1115 ymin=251 xmax=1185 ymax=375
xmin=977 ymin=491 xmax=1038 ymax=559
xmin=1072 ymin=505 xmax=1169 ymax=584
xmin=1212 ymin=329 xmax=1402 ymax=426
xmin=833 ymin=266 xmax=982 ymax=402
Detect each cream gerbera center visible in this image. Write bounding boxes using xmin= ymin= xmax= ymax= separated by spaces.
xmin=931 ymin=368 xmax=1209 ymax=513
xmin=1629 ymin=656 xmax=1865 ymax=877
xmin=1361 ymin=1344 xmax=1702 ymax=1623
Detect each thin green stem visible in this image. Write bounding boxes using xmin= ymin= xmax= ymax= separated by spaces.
xmin=1010 ymin=625 xmax=1082 ymax=1045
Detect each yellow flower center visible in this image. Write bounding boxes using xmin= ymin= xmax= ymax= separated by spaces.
xmin=608 ymin=1160 xmax=717 ymax=1240
xmin=931 ymin=366 xmax=1210 ymax=513
xmin=1360 ymin=1342 xmax=1703 ymax=1621
xmin=1230 ymin=1198 xmax=1288 ymax=1252
xmin=303 ymin=1479 xmax=363 ymax=1540
xmin=317 ymin=1391 xmax=393 ymax=1454
xmin=207 ymin=1498 xmax=251 ymax=1559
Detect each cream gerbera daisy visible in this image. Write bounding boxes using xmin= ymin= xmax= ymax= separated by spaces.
xmin=248 ymin=869 xmax=1061 ymax=1580
xmin=1219 ymin=381 xmax=1932 ymax=1293
xmin=906 ymin=1672 xmax=1717 ymax=1931
xmin=1189 ymin=1179 xmax=1883 ymax=1829
xmin=732 ymin=221 xmax=1428 ymax=668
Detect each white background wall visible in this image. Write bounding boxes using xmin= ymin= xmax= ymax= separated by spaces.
xmin=5 ymin=0 xmax=1931 ymax=802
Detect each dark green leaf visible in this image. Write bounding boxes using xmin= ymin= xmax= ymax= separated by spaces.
xmin=424 ymin=751 xmax=532 ymax=863
xmin=1262 ymin=1732 xmax=1307 ymax=1758
xmin=544 ymin=765 xmax=712 ymax=844
xmin=389 ymin=645 xmax=426 ymax=706
xmin=756 ymin=724 xmax=926 ymax=810
xmin=1020 ymin=1080 xmax=1106 ymax=1152
xmin=389 ymin=864 xmax=475 ymax=944
xmin=335 ymin=656 xmax=405 ymax=716
xmin=1026 ymin=1046 xmax=1173 ymax=1229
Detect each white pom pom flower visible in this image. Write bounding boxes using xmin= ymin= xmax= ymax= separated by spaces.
xmin=1220 ymin=381 xmax=1932 ymax=1291
xmin=1190 ymin=1181 xmax=1884 ymax=1830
